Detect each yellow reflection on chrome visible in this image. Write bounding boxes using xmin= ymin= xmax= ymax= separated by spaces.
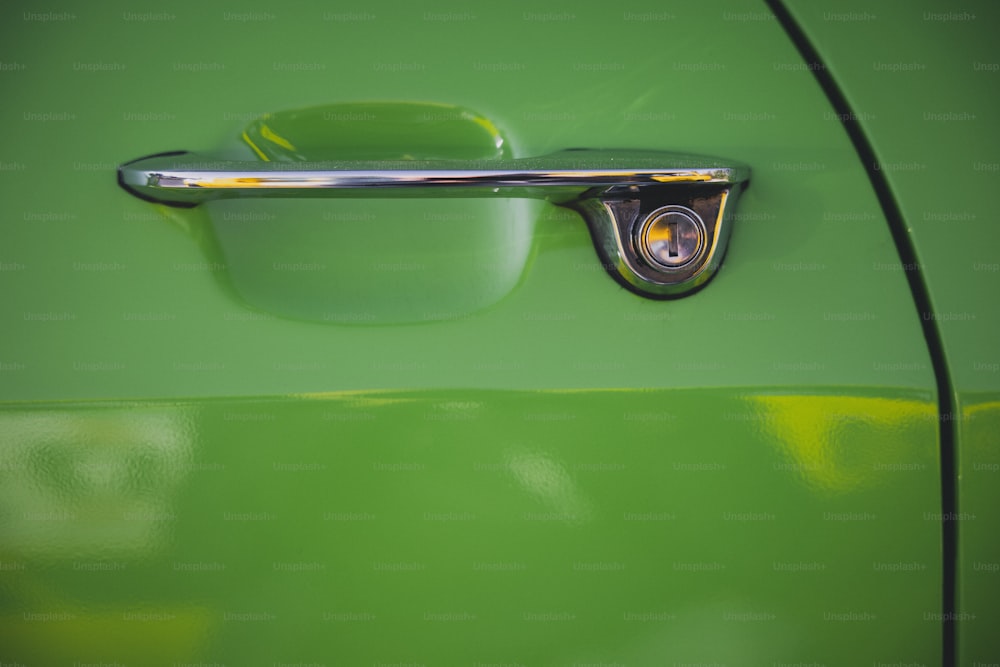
xmin=651 ymin=172 xmax=713 ymax=183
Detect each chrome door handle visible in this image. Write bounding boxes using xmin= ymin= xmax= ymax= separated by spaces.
xmin=119 ymin=149 xmax=750 ymax=298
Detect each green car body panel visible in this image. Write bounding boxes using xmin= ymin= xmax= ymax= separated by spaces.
xmin=1 ymin=0 xmax=991 ymax=663
xmin=0 ymin=391 xmax=939 ymax=664
xmin=777 ymin=1 xmax=1000 ymax=663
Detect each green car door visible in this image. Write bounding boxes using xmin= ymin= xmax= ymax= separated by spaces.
xmin=2 ymin=0 xmax=993 ymax=664
xmin=774 ymin=2 xmax=1000 ymax=664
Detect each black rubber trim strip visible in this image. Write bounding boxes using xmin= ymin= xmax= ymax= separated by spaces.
xmin=764 ymin=1 xmax=958 ymax=665
xmin=117 ymin=150 xmax=199 ymax=208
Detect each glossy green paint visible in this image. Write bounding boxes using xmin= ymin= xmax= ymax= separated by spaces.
xmin=242 ymin=102 xmax=512 ymax=161
xmin=208 ymin=102 xmax=543 ymax=323
xmin=1 ymin=389 xmax=939 ymax=665
xmin=773 ymin=1 xmax=1000 ymax=661
xmin=0 ymin=0 xmax=944 ymax=663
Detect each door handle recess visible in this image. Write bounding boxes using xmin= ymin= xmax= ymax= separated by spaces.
xmin=118 ymin=149 xmax=750 ymax=298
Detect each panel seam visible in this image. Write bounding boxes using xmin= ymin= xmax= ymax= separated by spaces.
xmin=763 ymin=1 xmax=958 ymax=664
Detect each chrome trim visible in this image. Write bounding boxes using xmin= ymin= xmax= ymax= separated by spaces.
xmin=118 ymin=150 xmax=750 ymax=298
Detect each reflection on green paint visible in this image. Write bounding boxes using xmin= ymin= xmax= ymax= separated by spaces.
xmin=0 ymin=387 xmax=940 ymax=665
xmin=750 ymin=393 xmax=937 ymax=492
xmin=957 ymin=394 xmax=1000 ymax=662
xmin=0 ymin=409 xmax=194 ymax=559
xmin=242 ymin=102 xmax=510 ymax=162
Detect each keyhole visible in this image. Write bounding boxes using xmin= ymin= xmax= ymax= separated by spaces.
xmin=666 ymin=221 xmax=679 ymax=258
xmin=636 ymin=205 xmax=705 ymax=270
